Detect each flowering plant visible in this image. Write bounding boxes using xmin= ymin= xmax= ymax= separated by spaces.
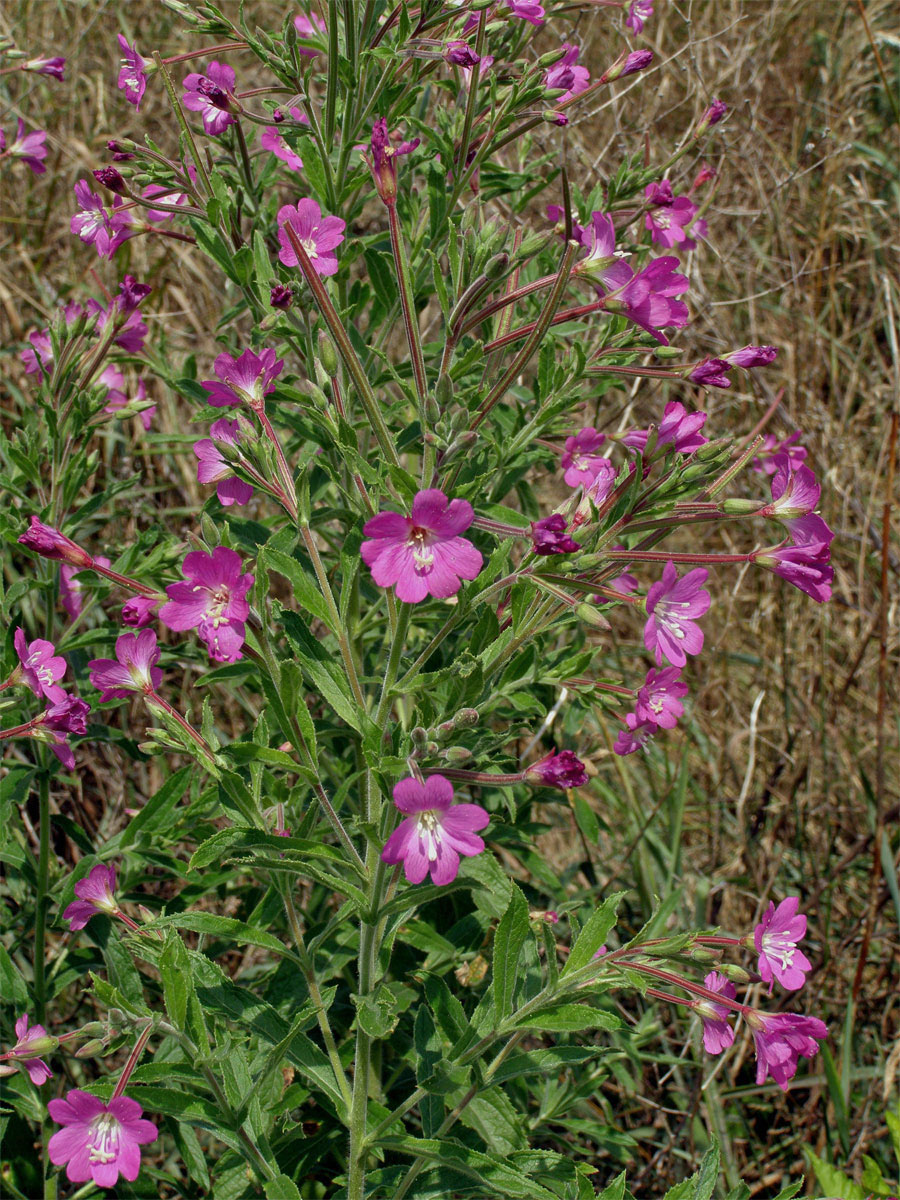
xmin=0 ymin=4 xmax=852 ymax=1198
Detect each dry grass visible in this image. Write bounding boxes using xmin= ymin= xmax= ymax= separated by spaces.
xmin=1 ymin=0 xmax=897 ymax=1193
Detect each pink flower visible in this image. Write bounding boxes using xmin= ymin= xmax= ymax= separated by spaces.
xmin=524 ymin=749 xmax=588 ymax=790
xmin=689 ymin=358 xmax=732 ymax=388
xmin=634 ymin=666 xmax=688 ymax=729
xmin=121 ymin=596 xmax=159 ymax=627
xmin=23 ymin=57 xmax=67 ymax=79
xmin=697 ymin=99 xmax=728 ymax=134
xmin=159 ymin=547 xmax=254 ymax=662
xmin=604 ymin=550 xmax=638 ymax=596
xmin=613 ymin=712 xmax=658 ymax=756
xmin=62 ymin=863 xmax=119 ymax=929
xmin=88 ymin=629 xmax=163 ymax=702
xmin=88 ymin=276 xmax=151 ymax=351
xmin=505 ymin=0 xmax=545 ymax=25
xmin=202 ymin=347 xmax=284 ymax=410
xmin=531 ymin=514 xmax=580 ymax=556
xmin=753 ymin=538 xmax=833 ymax=603
xmin=574 ymin=212 xmax=634 ymax=291
xmin=561 ymin=427 xmax=606 ymax=487
xmin=759 ymin=455 xmax=820 ymax=521
xmin=754 ymin=897 xmax=812 ymax=992
xmin=748 ymin=1011 xmax=827 ymax=1091
xmin=571 ymin=459 xmax=620 ymax=529
xmin=142 ymin=182 xmax=191 ymax=221
xmin=183 ymin=61 xmax=237 ymax=135
xmin=622 ymin=401 xmax=708 ymax=455
xmin=5 ymin=119 xmax=47 ymax=174
xmin=277 ymin=198 xmax=346 ymax=275
xmin=117 ymin=35 xmax=148 ymax=109
xmin=625 ymin=0 xmax=654 ymax=34
xmin=59 ymin=557 xmax=108 ymax=621
xmin=260 ymin=106 xmax=308 ymax=171
xmin=544 ymin=44 xmax=590 ymax=106
xmin=445 ymin=41 xmax=480 ymax=69
xmin=294 ymin=11 xmax=327 ymax=54
xmin=695 ymin=972 xmax=736 ymax=1055
xmin=752 ymin=431 xmax=806 ymax=476
xmin=48 ymin=1089 xmax=157 ymax=1188
xmin=72 ymin=183 xmax=135 ymax=257
xmin=194 ymin=418 xmax=254 ymax=506
xmin=4 ymin=1014 xmax=55 ymax=1085
xmin=104 ymin=376 xmax=155 ymax=430
xmin=42 ymin=695 xmax=90 ymax=736
xmin=644 ymin=183 xmax=704 ymax=250
xmin=365 ymin=117 xmax=420 ymax=204
xmin=605 ymin=258 xmax=690 ymax=343
xmin=361 ymin=489 xmax=483 ymax=603
xmin=13 ymin=628 xmax=67 ymax=702
xmin=644 ymin=562 xmax=710 ymax=668
xmin=381 ymin=774 xmax=489 ymax=885
xmin=18 ymin=518 xmax=92 ymax=567
xmin=726 ymin=345 xmax=778 ymax=368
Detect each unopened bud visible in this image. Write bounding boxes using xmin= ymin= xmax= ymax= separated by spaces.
xmin=440 ymin=430 xmax=477 ymax=466
xmin=691 ymin=946 xmax=718 ymax=964
xmin=443 ymin=746 xmax=473 ymax=764
xmin=317 ymin=332 xmax=339 ymax=376
xmin=435 ymin=374 xmax=454 ymax=411
xmin=199 ymin=512 xmax=220 ymax=547
xmin=537 ymin=46 xmax=570 ymax=69
xmin=435 ymin=720 xmax=455 ymax=741
xmin=484 ymin=252 xmax=510 ymax=281
xmin=0 ymin=1063 xmax=17 ymax=1077
xmin=575 ymin=603 xmax=612 ymax=630
xmin=411 ymin=726 xmax=427 ymax=746
xmin=272 ymin=108 xmax=285 ymax=123
xmin=425 ymin=394 xmax=441 ymax=423
xmin=718 ymin=962 xmax=751 ymax=984
xmin=137 ymin=905 xmax=156 ymax=924
xmin=654 ymin=345 xmax=682 ymax=359
xmin=298 ymin=379 xmax=330 ymax=409
xmin=93 ymin=166 xmax=128 ymax=195
xmin=75 ymin=1039 xmax=108 ymax=1059
xmin=270 ymin=283 xmax=293 ymax=310
xmin=453 ymin=708 xmax=478 ymax=729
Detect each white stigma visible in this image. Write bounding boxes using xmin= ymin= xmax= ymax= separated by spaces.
xmin=88 ymin=1113 xmax=121 ymax=1164
xmin=416 ymin=810 xmax=444 ymax=862
xmin=410 ymin=528 xmax=435 ymax=571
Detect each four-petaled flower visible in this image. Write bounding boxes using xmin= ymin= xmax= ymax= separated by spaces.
xmin=753 ymin=897 xmax=812 ymax=992
xmin=277 ymin=198 xmax=347 ymax=276
xmin=575 ymin=212 xmax=634 ymax=291
xmin=183 ymin=62 xmax=237 ymax=136
xmin=4 ymin=119 xmax=47 ymax=174
xmin=613 ymin=712 xmax=659 ymax=756
xmin=644 ymin=562 xmax=710 ymax=668
xmin=623 ymin=401 xmax=708 ymax=456
xmin=759 ymin=455 xmax=820 ymax=521
xmin=645 ymin=181 xmax=705 ymax=250
xmin=117 ymin=35 xmax=148 ymax=109
xmin=88 ymin=629 xmax=164 ymax=701
xmin=48 ymin=1090 xmax=157 ymax=1188
xmin=544 ymin=44 xmax=590 ymax=106
xmin=694 ymin=971 xmax=736 ymax=1055
xmin=381 ymin=774 xmax=489 ymax=885
xmin=2 ymin=1014 xmax=55 ymax=1085
xmin=634 ymin=666 xmax=688 ymax=729
xmin=260 ymin=106 xmax=308 ymax=172
xmin=747 ymin=1010 xmax=827 ymax=1091
xmin=202 ymin=347 xmax=284 ymax=410
xmin=63 ymin=863 xmax=119 ymax=929
xmin=361 ymin=489 xmax=482 ymax=603
xmin=159 ymin=547 xmax=254 ymax=662
xmin=752 ymin=431 xmax=806 ymax=476
xmin=605 ymin=258 xmax=690 ymax=344
xmin=524 ymin=749 xmax=588 ymax=790
xmin=561 ymin=427 xmax=607 ymax=487
xmin=689 ymin=358 xmax=731 ymax=388
xmin=365 ymin=117 xmax=420 ymax=204
xmin=13 ymin=628 xmax=67 ymax=702
xmin=625 ymin=0 xmax=654 ymax=34
xmin=194 ymin=418 xmax=254 ymax=506
xmin=531 ymin=514 xmax=580 ymax=556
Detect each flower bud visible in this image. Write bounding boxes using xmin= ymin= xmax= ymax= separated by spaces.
xmin=575 ymin=603 xmax=612 ymax=630
xmin=654 ymin=345 xmax=682 ymax=359
xmin=14 ymin=1035 xmax=59 ymax=1059
xmin=718 ymin=962 xmax=751 ymax=984
xmin=440 ymin=430 xmax=477 ymax=466
xmin=270 ymin=283 xmax=293 ymax=310
xmin=435 ymin=374 xmax=454 ymax=411
xmin=93 ymin=166 xmax=128 ymax=196
xmin=317 ymin=332 xmax=339 ymax=376
xmin=443 ymin=746 xmax=473 ymax=764
xmin=453 ymin=708 xmax=479 ymax=729
xmin=200 ymin=512 xmax=221 ymax=548
xmin=695 ymin=99 xmax=727 ymax=135
xmin=484 ymin=251 xmax=510 ymax=281
xmin=537 ymin=46 xmax=570 ymax=69
xmin=411 ymin=726 xmax=428 ymax=746
xmin=690 ymin=946 xmax=718 ymax=964
xmin=0 ymin=1063 xmax=17 ymax=1077
xmin=75 ymin=1038 xmax=108 ymax=1059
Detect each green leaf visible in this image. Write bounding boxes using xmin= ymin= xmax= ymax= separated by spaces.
xmin=490 ymin=1046 xmax=600 ymax=1086
xmin=159 ymin=932 xmax=191 ymax=1031
xmin=424 ymin=973 xmax=468 ymax=1045
xmin=804 ymin=1151 xmax=866 ymax=1200
xmin=512 ymin=1003 xmax=621 ymax=1033
xmin=168 ymin=1119 xmax=211 ymax=1190
xmin=492 ymin=883 xmax=530 ymax=1022
xmin=116 ymin=767 xmax=193 ymax=850
xmin=265 ymin=1177 xmax=302 ymax=1200
xmin=561 ymin=891 xmax=626 ymax=977
xmin=380 ymin=1135 xmax=559 ymax=1200
xmin=262 ymin=547 xmax=335 ymax=632
xmin=597 ymin=1170 xmax=627 ymax=1200
xmin=458 ymin=1087 xmax=526 ymax=1154
xmin=413 ymin=1005 xmax=444 ymax=1137
xmin=148 ymin=913 xmax=296 ymax=959
xmin=189 ymin=827 xmax=351 ymax=873
xmin=0 ymin=943 xmax=29 ymax=1007
xmin=662 ymin=1143 xmax=721 ymax=1200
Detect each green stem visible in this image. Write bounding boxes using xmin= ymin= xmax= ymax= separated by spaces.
xmin=299 ymin=523 xmax=366 ymax=711
xmin=386 ymin=202 xmax=430 ymax=478
xmin=152 ymin=52 xmax=213 ymax=198
xmin=34 ymin=772 xmax=50 ymax=1024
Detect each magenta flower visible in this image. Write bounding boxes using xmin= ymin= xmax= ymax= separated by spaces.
xmin=366 ymin=117 xmax=420 ymax=204
xmin=4 ymin=119 xmax=47 ymax=174
xmin=270 ymin=283 xmax=293 ymax=310
xmin=121 ymin=596 xmax=159 ymax=627
xmin=202 ymin=347 xmax=284 ymax=410
xmin=4 ymin=1015 xmax=55 ymax=1085
xmin=294 ymin=11 xmax=327 ymax=54
xmin=23 ymin=56 xmax=67 ymax=79
xmin=620 ymin=49 xmax=654 ymax=78
xmin=183 ymin=61 xmax=237 ymax=135
xmin=606 ymin=257 xmax=690 ymax=343
xmin=72 ymin=183 xmax=134 ymax=257
xmin=623 ymin=401 xmax=708 ymax=455
xmin=613 ymin=712 xmax=658 ymax=756
xmin=699 ymin=99 xmax=728 ymax=131
xmin=575 ymin=212 xmax=634 ymax=291
xmin=88 ymin=276 xmax=151 ymax=351
xmin=277 ymin=198 xmax=346 ymax=275
xmin=531 ymin=514 xmax=580 ymax=556
xmin=194 ymin=418 xmax=254 ymax=506
xmin=104 ymin=375 xmax=155 ymax=430
xmin=625 ymin=0 xmax=654 ymax=34
xmin=361 ymin=489 xmax=483 ymax=604
xmin=88 ymin=629 xmax=163 ymax=702
xmin=62 ymin=863 xmax=119 ymax=929
xmin=117 ymin=34 xmax=148 ymax=109
xmin=759 ymin=455 xmax=820 ymax=521
xmin=59 ymin=557 xmax=109 ymax=621
xmin=505 ymin=0 xmax=545 ymax=24
xmin=726 ymin=345 xmax=778 ymax=368
xmin=544 ymin=44 xmax=590 ymax=106
xmin=445 ymin=41 xmax=480 ymax=69
xmin=689 ymin=358 xmax=732 ymax=388
xmin=561 ymin=427 xmax=606 ymax=487
xmin=260 ymin=107 xmax=308 ymax=172
xmin=41 ymin=696 xmax=90 ymax=752
xmin=19 ymin=517 xmax=92 ymax=567
xmin=695 ymin=972 xmax=736 ymax=1055
xmin=48 ymin=1089 xmax=157 ymax=1188
xmin=748 ymin=1011 xmax=827 ymax=1091
xmin=524 ymin=749 xmax=588 ymax=790
xmin=159 ymin=547 xmax=254 ymax=662
xmin=753 ymin=538 xmax=833 ymax=603
xmin=752 ymin=431 xmax=806 ymax=476
xmin=754 ymin=897 xmax=812 ymax=992
xmin=634 ymin=667 xmax=688 ymax=729
xmin=13 ymin=628 xmax=67 ymax=702
xmin=381 ymin=774 xmax=489 ymax=886
xmin=644 ymin=562 xmax=710 ymax=668
xmin=644 ymin=183 xmax=704 ymax=250
xmin=571 ymin=459 xmax=620 ymax=530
